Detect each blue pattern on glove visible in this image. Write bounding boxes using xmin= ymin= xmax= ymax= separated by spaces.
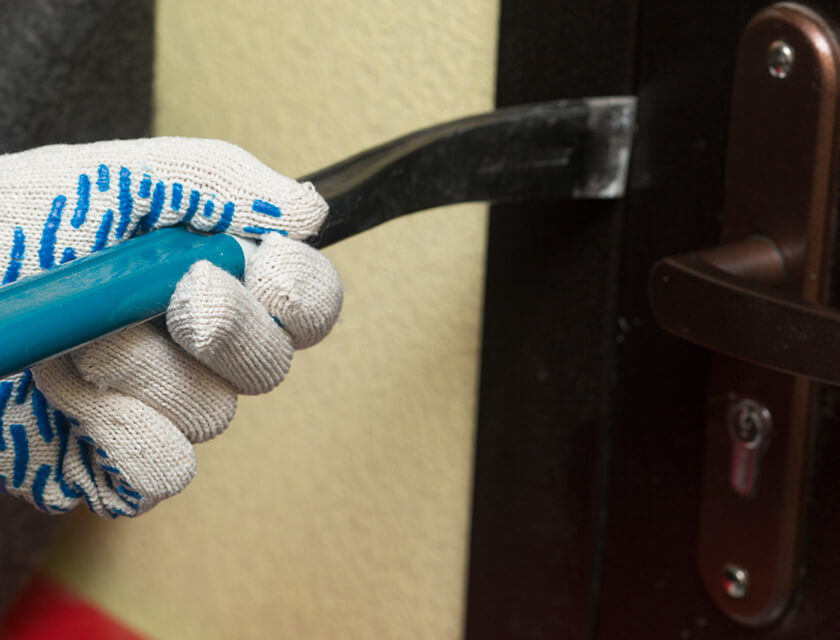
xmin=3 ymin=163 xmax=290 ymax=286
xmin=0 ymin=158 xmax=296 ymax=517
xmin=2 ymin=228 xmax=24 ymax=285
xmin=72 ymin=174 xmax=90 ymax=228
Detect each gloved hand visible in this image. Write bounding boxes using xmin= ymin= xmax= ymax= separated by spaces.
xmin=0 ymin=138 xmax=343 ymax=517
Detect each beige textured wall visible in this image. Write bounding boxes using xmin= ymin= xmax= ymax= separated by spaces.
xmin=44 ymin=1 xmax=498 ymax=638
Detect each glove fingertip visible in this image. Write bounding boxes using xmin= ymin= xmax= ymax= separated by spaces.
xmin=167 ymin=259 xmax=295 ymax=395
xmin=246 ymin=235 xmax=343 ymax=349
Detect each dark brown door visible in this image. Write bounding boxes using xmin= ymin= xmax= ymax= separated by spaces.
xmin=465 ymin=1 xmax=840 ymax=637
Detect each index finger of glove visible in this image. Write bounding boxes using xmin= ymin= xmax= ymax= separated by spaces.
xmin=0 ymin=137 xmax=328 ymax=244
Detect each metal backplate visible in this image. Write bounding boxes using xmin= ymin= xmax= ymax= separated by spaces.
xmin=697 ymin=4 xmax=840 ymax=626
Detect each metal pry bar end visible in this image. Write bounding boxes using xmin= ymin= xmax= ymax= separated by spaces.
xmin=304 ymin=96 xmax=638 ymax=248
xmin=573 ymin=96 xmax=637 ymax=199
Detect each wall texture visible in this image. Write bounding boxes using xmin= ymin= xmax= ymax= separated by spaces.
xmin=44 ymin=1 xmax=498 ymax=638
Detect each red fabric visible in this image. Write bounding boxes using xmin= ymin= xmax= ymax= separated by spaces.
xmin=1 ymin=575 xmax=146 ymax=640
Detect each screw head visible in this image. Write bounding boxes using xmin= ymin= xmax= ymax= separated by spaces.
xmin=727 ymin=398 xmax=772 ymax=449
xmin=768 ymin=40 xmax=794 ymax=78
xmin=722 ymin=564 xmax=750 ymax=599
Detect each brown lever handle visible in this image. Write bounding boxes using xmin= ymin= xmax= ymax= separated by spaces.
xmin=650 ymin=236 xmax=840 ymax=385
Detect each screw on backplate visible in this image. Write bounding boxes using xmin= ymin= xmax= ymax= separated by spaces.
xmin=722 ymin=564 xmax=750 ymax=599
xmin=768 ymin=40 xmax=794 ymax=78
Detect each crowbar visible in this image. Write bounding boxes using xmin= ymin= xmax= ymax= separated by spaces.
xmin=0 ymin=97 xmax=636 ymax=377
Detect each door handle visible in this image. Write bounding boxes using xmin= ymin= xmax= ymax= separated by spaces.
xmin=651 ymin=237 xmax=840 ymax=386
xmin=649 ymin=3 xmax=840 ymax=627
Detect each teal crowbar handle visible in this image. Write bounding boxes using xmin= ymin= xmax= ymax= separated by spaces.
xmin=0 ymin=228 xmax=253 ymax=377
xmin=0 ymin=97 xmax=636 ymax=378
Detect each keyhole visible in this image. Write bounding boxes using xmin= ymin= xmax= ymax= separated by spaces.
xmin=727 ymin=398 xmax=773 ymax=497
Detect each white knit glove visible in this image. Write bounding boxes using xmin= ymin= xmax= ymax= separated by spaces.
xmin=0 ymin=138 xmax=343 ymax=517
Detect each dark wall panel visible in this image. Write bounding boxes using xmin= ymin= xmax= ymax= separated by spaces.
xmin=465 ymin=1 xmax=637 ymax=638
